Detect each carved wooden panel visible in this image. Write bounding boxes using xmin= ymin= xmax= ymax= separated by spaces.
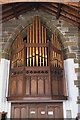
xmin=55 ymin=107 xmax=60 ymax=118
xmin=52 ymin=79 xmax=58 ymax=95
xmin=11 ymin=77 xmax=16 ymax=96
xmin=29 ymin=107 xmax=37 ymax=118
xmin=14 ymin=108 xmax=20 ymax=118
xmin=26 ymin=77 xmax=30 ymax=95
xmin=38 ymin=106 xmax=46 ymax=118
xmin=58 ymin=79 xmax=63 ymax=95
xmin=45 ymin=77 xmax=49 ymax=95
xmin=38 ymin=77 xmax=44 ymax=95
xmin=21 ymin=108 xmax=27 ymax=118
xmin=17 ymin=77 xmax=23 ymax=95
xmin=31 ymin=77 xmax=37 ymax=95
xmin=47 ymin=106 xmax=55 ymax=118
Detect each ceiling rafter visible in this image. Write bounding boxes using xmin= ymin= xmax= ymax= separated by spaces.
xmin=56 ymin=3 xmax=62 ymax=19
xmin=10 ymin=3 xmax=18 ymax=19
xmin=1 ymin=4 xmax=35 ymax=23
xmin=39 ymin=4 xmax=79 ymax=27
xmin=1 ymin=2 xmax=80 ymax=29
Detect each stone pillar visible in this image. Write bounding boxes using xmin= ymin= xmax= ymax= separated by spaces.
xmin=0 ymin=58 xmax=11 ymax=118
xmin=63 ymin=59 xmax=78 ymax=118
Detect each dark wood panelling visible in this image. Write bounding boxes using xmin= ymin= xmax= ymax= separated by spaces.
xmin=8 ymin=16 xmax=67 ymax=101
xmin=11 ymin=103 xmax=63 ymax=118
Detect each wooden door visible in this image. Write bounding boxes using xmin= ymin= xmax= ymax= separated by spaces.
xmin=11 ymin=103 xmax=63 ymax=118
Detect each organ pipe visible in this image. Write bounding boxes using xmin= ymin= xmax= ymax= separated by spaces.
xmin=30 ymin=26 xmax=32 ymax=66
xmin=30 ymin=47 xmax=32 ymax=67
xmin=33 ymin=19 xmax=35 ymax=66
xmin=33 ymin=47 xmax=35 ymax=66
xmin=33 ymin=20 xmax=35 ymax=43
xmin=42 ymin=25 xmax=44 ymax=66
xmin=54 ymin=32 xmax=55 ymax=44
xmin=36 ymin=47 xmax=38 ymax=66
xmin=36 ymin=16 xmax=38 ymax=43
xmin=36 ymin=16 xmax=38 ymax=66
xmin=39 ymin=18 xmax=41 ymax=43
xmin=27 ymin=27 xmax=29 ymax=66
xmin=45 ymin=27 xmax=47 ymax=66
xmin=52 ymin=34 xmax=53 ymax=44
xmin=27 ymin=48 xmax=29 ymax=66
xmin=39 ymin=47 xmax=41 ymax=67
xmin=39 ymin=18 xmax=41 ymax=66
xmin=26 ymin=16 xmax=50 ymax=67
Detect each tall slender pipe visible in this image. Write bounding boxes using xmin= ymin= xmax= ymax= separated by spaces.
xmin=33 ymin=19 xmax=35 ymax=66
xmin=36 ymin=16 xmax=38 ymax=66
xmin=52 ymin=34 xmax=53 ymax=45
xmin=27 ymin=27 xmax=29 ymax=66
xmin=30 ymin=26 xmax=32 ymax=66
xmin=45 ymin=27 xmax=47 ymax=66
xmin=42 ymin=25 xmax=44 ymax=66
xmin=39 ymin=18 xmax=41 ymax=66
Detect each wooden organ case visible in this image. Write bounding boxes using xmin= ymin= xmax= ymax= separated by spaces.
xmin=8 ymin=16 xmax=67 ymax=118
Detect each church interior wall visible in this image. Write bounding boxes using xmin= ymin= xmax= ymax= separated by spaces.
xmin=0 ymin=9 xmax=79 ymax=118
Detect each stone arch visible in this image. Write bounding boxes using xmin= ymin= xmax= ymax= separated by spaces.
xmin=3 ymin=14 xmax=70 ymax=60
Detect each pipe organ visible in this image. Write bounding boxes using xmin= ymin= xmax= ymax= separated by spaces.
xmin=8 ymin=16 xmax=67 ymax=101
xmin=25 ymin=17 xmax=48 ymax=67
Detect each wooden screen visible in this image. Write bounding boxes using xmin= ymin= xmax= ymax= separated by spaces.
xmin=8 ymin=16 xmax=67 ymax=101
xmin=50 ymin=32 xmax=66 ymax=96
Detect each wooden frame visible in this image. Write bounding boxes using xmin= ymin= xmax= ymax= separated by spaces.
xmin=8 ymin=16 xmax=67 ymax=101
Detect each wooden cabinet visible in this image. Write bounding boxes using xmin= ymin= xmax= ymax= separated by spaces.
xmin=8 ymin=16 xmax=67 ymax=101
xmin=11 ymin=103 xmax=63 ymax=118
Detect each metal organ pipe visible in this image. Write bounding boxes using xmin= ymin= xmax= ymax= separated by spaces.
xmin=27 ymin=27 xmax=29 ymax=66
xmin=36 ymin=16 xmax=38 ymax=66
xmin=30 ymin=26 xmax=32 ymax=67
xmin=33 ymin=19 xmax=35 ymax=66
xmin=45 ymin=27 xmax=47 ymax=66
xmin=39 ymin=18 xmax=41 ymax=67
xmin=26 ymin=16 xmax=48 ymax=67
xmin=42 ymin=25 xmax=44 ymax=66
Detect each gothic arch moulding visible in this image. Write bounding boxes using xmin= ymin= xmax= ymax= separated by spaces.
xmin=3 ymin=13 xmax=70 ymax=60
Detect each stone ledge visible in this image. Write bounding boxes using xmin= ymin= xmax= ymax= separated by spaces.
xmin=74 ymin=80 xmax=80 ymax=87
xmin=64 ymin=53 xmax=76 ymax=59
xmin=77 ymin=96 xmax=80 ymax=103
xmin=63 ymin=41 xmax=77 ymax=48
xmin=75 ymin=68 xmax=80 ymax=73
xmin=1 ymin=52 xmax=9 ymax=60
xmin=78 ymin=76 xmax=80 ymax=80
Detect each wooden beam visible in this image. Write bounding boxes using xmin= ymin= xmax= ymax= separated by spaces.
xmin=2 ymin=3 xmax=24 ymax=14
xmin=50 ymin=3 xmax=80 ymax=19
xmin=40 ymin=3 xmax=57 ymax=13
xmin=11 ymin=3 xmax=18 ymax=19
xmin=40 ymin=5 xmax=79 ymax=27
xmin=63 ymin=2 xmax=79 ymax=7
xmin=40 ymin=3 xmax=80 ymax=24
xmin=1 ymin=4 xmax=35 ymax=22
xmin=56 ymin=3 xmax=62 ymax=19
xmin=61 ymin=5 xmax=80 ymax=19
